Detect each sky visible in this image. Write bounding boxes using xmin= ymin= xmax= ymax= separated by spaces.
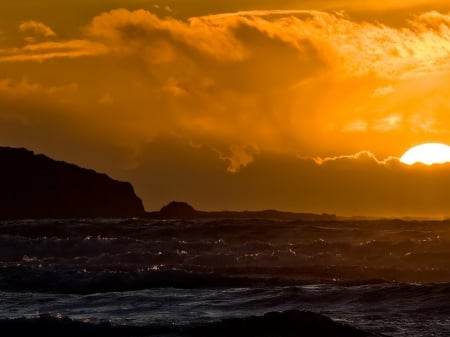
xmin=3 ymin=1 xmax=450 ymax=217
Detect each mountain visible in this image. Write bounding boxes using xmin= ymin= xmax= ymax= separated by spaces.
xmin=0 ymin=147 xmax=145 ymax=219
xmin=147 ymin=201 xmax=336 ymax=221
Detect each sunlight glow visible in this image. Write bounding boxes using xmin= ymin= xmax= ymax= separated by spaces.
xmin=400 ymin=143 xmax=450 ymax=165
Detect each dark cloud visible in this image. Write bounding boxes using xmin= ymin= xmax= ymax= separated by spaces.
xmin=123 ymin=136 xmax=450 ymax=217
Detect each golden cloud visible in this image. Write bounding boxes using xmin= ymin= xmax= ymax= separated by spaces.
xmin=311 ymin=151 xmax=399 ymax=165
xmin=3 ymin=8 xmax=450 ymax=171
xmin=19 ymin=20 xmax=56 ymax=43
xmin=0 ymin=40 xmax=108 ymax=62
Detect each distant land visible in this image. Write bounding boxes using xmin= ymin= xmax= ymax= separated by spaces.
xmin=0 ymin=147 xmax=145 ymax=219
xmin=146 ymin=201 xmax=337 ymax=221
xmin=0 ymin=146 xmax=337 ymax=220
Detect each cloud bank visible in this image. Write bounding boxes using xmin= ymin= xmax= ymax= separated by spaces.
xmin=126 ymin=136 xmax=450 ymax=217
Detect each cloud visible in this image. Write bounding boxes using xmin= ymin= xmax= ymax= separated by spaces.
xmin=19 ymin=20 xmax=56 ymax=43
xmin=14 ymin=9 xmax=450 ymax=79
xmin=87 ymin=8 xmax=247 ymax=62
xmin=0 ymin=40 xmax=108 ymax=62
xmin=372 ymin=114 xmax=403 ymax=132
xmin=125 ymin=135 xmax=450 ymax=217
xmin=373 ymin=86 xmax=395 ymax=96
xmin=5 ymin=8 xmax=450 ymax=186
xmin=311 ymin=151 xmax=398 ymax=165
xmin=0 ymin=78 xmax=135 ymax=173
xmin=344 ymin=120 xmax=368 ymax=132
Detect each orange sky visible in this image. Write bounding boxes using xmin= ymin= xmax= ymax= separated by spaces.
xmin=2 ymin=1 xmax=450 ymax=216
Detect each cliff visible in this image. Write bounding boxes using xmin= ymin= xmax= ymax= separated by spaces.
xmin=0 ymin=147 xmax=145 ymax=219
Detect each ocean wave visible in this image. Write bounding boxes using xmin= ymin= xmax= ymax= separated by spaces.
xmin=3 ymin=218 xmax=450 ymax=285
xmin=0 ymin=310 xmax=378 ymax=337
xmin=0 ymin=266 xmax=295 ymax=293
xmin=5 ymin=264 xmax=450 ymax=294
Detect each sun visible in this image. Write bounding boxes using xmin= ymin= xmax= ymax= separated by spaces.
xmin=400 ymin=143 xmax=450 ymax=165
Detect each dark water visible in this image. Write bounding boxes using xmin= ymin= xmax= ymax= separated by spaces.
xmin=2 ymin=218 xmax=450 ymax=336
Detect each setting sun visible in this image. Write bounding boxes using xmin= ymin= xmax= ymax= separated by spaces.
xmin=400 ymin=143 xmax=450 ymax=165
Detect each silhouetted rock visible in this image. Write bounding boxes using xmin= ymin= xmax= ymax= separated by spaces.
xmin=148 ymin=201 xmax=336 ymax=221
xmin=159 ymin=201 xmax=197 ymax=218
xmin=0 ymin=147 xmax=145 ymax=219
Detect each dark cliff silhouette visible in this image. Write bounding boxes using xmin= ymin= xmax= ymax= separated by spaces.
xmin=0 ymin=147 xmax=145 ymax=219
xmin=148 ymin=201 xmax=336 ymax=221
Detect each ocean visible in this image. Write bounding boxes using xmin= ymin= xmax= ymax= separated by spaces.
xmin=1 ymin=217 xmax=450 ymax=336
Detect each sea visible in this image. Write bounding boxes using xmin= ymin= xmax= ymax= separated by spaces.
xmin=1 ymin=217 xmax=450 ymax=336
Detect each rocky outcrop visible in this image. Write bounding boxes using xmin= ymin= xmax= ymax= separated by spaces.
xmin=157 ymin=201 xmax=198 ymax=218
xmin=0 ymin=147 xmax=145 ymax=219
